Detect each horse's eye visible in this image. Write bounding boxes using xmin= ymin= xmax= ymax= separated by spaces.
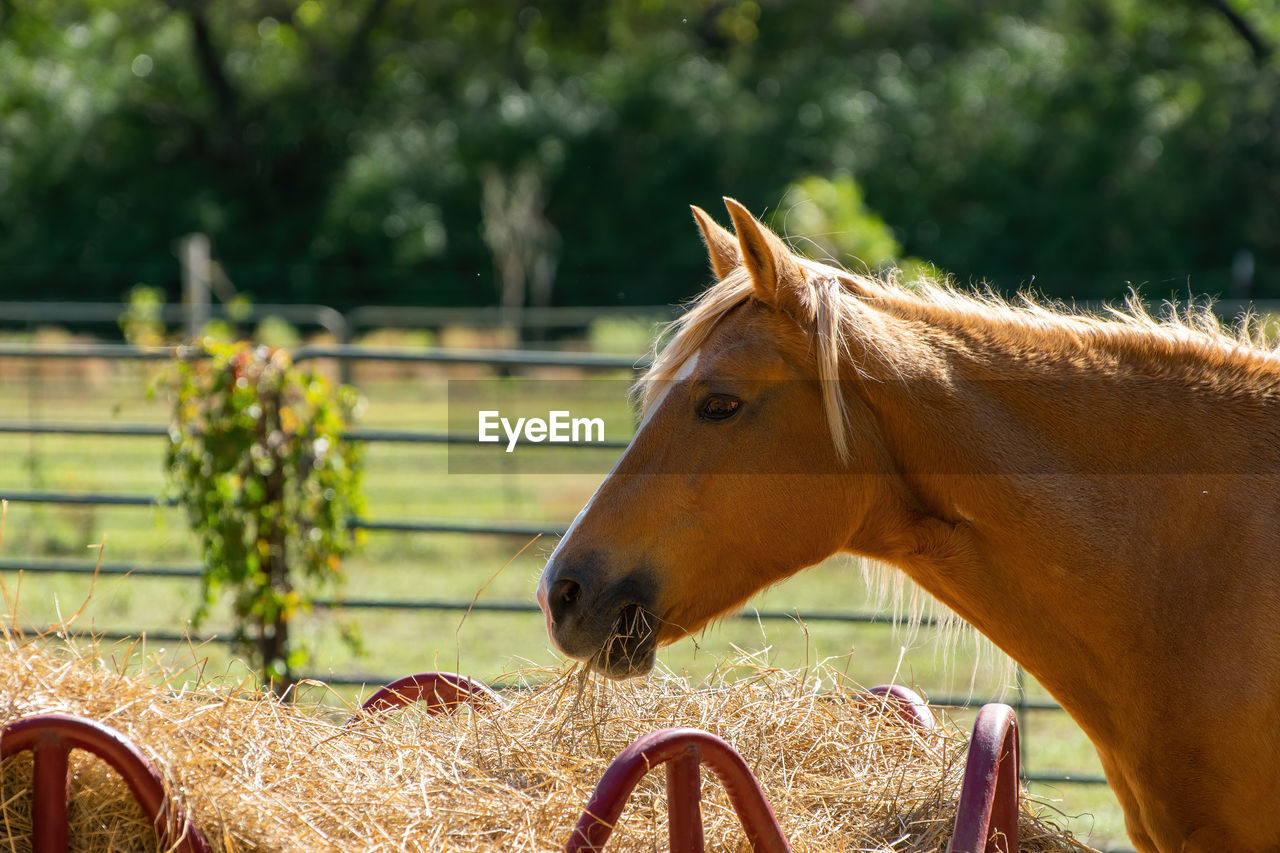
xmin=700 ymin=395 xmax=741 ymax=421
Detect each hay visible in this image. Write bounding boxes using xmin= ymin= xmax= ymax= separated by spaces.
xmin=0 ymin=639 xmax=1097 ymax=852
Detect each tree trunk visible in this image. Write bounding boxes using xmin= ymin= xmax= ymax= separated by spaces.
xmin=259 ymin=380 xmax=295 ymax=700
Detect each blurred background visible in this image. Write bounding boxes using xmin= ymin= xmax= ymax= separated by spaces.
xmin=3 ymin=3 xmax=1278 ymax=850
xmin=2 ymin=0 xmax=1276 ymax=307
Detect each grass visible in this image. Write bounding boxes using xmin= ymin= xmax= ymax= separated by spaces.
xmin=0 ymin=351 xmax=1132 ymax=850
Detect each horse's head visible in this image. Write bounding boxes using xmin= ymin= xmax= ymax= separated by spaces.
xmin=537 ymin=199 xmax=917 ymax=678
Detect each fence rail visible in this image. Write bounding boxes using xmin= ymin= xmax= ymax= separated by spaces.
xmin=0 ymin=300 xmax=678 ymax=340
xmin=0 ymin=340 xmax=650 ymax=370
xmin=4 ymin=297 xmax=1276 ymax=341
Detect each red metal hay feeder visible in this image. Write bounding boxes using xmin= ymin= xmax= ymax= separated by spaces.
xmin=1 ymin=673 xmax=1021 ymax=853
xmin=0 ymin=712 xmax=210 ymax=853
xmin=355 ymin=674 xmax=1017 ymax=853
xmin=352 ymin=670 xmax=507 ymax=721
xmin=562 ymin=684 xmax=1020 ymax=853
xmin=949 ymin=703 xmax=1021 ymax=853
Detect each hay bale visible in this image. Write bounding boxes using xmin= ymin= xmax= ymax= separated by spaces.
xmin=0 ymin=639 xmax=1096 ymax=852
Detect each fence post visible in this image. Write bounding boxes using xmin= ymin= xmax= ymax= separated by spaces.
xmin=1013 ymin=664 xmax=1028 ymax=777
xmin=180 ymin=234 xmax=212 ymax=342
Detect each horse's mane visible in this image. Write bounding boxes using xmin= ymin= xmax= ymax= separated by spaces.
xmin=636 ymin=255 xmax=1277 ymax=688
xmin=641 ymin=256 xmax=1280 ymax=462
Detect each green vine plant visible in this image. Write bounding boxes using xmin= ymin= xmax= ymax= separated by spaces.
xmin=163 ymin=342 xmax=365 ymax=697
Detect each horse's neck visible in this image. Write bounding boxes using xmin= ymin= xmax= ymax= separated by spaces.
xmin=851 ymin=310 xmax=1280 ymax=738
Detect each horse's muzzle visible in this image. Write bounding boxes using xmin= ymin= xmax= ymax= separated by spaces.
xmin=538 ymin=560 xmax=659 ymax=679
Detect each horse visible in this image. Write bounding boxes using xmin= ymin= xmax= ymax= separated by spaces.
xmin=536 ymin=198 xmax=1280 ymax=853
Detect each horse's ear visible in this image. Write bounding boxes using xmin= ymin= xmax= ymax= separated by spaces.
xmin=722 ymin=197 xmax=806 ymax=310
xmin=690 ymin=205 xmax=739 ymax=281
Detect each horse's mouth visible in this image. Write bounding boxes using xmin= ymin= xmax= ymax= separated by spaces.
xmin=588 ymin=603 xmax=658 ymax=679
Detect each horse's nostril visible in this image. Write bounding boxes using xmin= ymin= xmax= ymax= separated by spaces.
xmin=548 ymin=577 xmax=581 ymax=622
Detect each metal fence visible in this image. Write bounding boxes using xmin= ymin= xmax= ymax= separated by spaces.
xmin=0 ymin=300 xmax=678 ymax=344
xmin=0 ymin=341 xmax=1110 ymax=795
xmin=5 ymin=296 xmax=1274 ymax=341
xmin=6 ymin=300 xmax=1238 ymax=850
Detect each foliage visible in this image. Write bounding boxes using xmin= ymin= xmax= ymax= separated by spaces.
xmin=773 ymin=174 xmax=906 ymax=270
xmin=775 ymin=174 xmax=945 ymax=284
xmin=119 ymin=285 xmax=166 ymax=347
xmin=253 ymin=316 xmax=302 ymax=350
xmin=163 ymin=341 xmax=365 ymax=695
xmin=1 ymin=1 xmax=1277 ymax=306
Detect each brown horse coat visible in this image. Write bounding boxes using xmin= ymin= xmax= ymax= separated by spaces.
xmin=538 ymin=199 xmax=1280 ymax=852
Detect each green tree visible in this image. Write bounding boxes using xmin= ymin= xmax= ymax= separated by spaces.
xmin=1 ymin=1 xmax=1276 ymax=306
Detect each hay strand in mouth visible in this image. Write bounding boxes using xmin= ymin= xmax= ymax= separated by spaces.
xmin=0 ymin=638 xmax=1097 ymax=852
